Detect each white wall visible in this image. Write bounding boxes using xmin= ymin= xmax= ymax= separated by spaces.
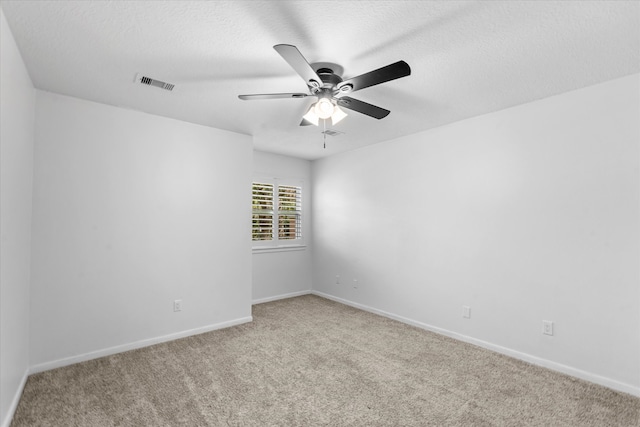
xmin=312 ymin=74 xmax=640 ymax=395
xmin=252 ymin=151 xmax=312 ymax=303
xmin=29 ymin=91 xmax=253 ymax=369
xmin=0 ymin=9 xmax=35 ymax=427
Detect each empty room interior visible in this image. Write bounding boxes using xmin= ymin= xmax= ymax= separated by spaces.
xmin=1 ymin=1 xmax=639 ymax=426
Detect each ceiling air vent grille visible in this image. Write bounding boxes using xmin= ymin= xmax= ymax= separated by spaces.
xmin=136 ymin=73 xmax=175 ymax=91
xmin=321 ymin=129 xmax=344 ymax=137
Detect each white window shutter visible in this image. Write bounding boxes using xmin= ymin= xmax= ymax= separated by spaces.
xmin=278 ymin=185 xmax=302 ymax=240
xmin=252 ymin=182 xmax=274 ymax=241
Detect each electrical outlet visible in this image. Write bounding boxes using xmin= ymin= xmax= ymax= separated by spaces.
xmin=336 ymin=275 xmax=340 ymax=285
xmin=462 ymin=306 xmax=471 ymax=319
xmin=543 ymin=320 xmax=554 ymax=336
xmin=174 ymin=299 xmax=182 ymax=312
xmin=353 ymin=279 xmax=358 ymax=289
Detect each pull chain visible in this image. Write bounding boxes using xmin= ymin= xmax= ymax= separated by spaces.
xmin=323 ymin=119 xmax=326 ymax=149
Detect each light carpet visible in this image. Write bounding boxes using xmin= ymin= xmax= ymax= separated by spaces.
xmin=11 ymin=295 xmax=640 ymax=426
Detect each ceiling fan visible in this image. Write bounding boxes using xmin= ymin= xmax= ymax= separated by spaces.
xmin=238 ymin=44 xmax=411 ymax=126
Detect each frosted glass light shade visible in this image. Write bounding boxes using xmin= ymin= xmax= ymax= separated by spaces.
xmin=302 ymin=106 xmax=319 ymax=126
xmin=331 ymin=106 xmax=347 ymax=125
xmin=314 ymin=98 xmax=334 ymax=119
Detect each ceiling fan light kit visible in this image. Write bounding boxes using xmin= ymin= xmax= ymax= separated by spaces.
xmin=303 ymin=100 xmax=348 ymax=126
xmin=238 ymin=44 xmax=411 ymax=128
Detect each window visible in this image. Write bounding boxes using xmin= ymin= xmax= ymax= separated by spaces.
xmin=252 ymin=179 xmax=303 ymax=248
xmin=252 ymin=182 xmax=274 ymax=241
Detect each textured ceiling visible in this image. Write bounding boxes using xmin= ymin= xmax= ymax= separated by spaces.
xmin=2 ymin=1 xmax=638 ymax=160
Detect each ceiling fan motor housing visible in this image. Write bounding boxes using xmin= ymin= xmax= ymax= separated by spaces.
xmin=316 ymin=68 xmax=343 ymax=89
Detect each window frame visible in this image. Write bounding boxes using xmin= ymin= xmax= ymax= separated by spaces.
xmin=252 ymin=177 xmax=305 ymax=252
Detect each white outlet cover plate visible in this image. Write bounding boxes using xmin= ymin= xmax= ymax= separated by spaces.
xmin=462 ymin=306 xmax=471 ymax=318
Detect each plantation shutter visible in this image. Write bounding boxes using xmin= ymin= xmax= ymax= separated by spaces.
xmin=252 ymin=182 xmax=274 ymax=241
xmin=278 ymin=185 xmax=302 ymax=240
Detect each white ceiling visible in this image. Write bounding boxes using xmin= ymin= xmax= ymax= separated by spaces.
xmin=2 ymin=1 xmax=638 ymax=160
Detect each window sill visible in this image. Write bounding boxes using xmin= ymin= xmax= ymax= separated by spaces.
xmin=252 ymin=245 xmax=307 ymax=254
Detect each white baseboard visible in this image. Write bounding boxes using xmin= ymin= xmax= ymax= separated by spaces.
xmin=29 ymin=316 xmax=253 ymax=375
xmin=1 ymin=368 xmax=29 ymax=427
xmin=252 ymin=290 xmax=311 ymax=305
xmin=312 ymin=291 xmax=640 ymax=398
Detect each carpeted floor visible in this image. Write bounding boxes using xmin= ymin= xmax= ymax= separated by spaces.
xmin=11 ymin=295 xmax=640 ymax=426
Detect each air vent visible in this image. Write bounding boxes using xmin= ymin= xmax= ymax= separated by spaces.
xmin=135 ymin=73 xmax=175 ymax=91
xmin=321 ymin=129 xmax=344 ymax=137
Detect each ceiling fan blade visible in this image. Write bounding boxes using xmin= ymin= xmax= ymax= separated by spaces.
xmin=337 ymin=61 xmax=411 ymax=94
xmin=336 ymin=97 xmax=390 ymax=119
xmin=273 ymin=44 xmax=322 ymax=91
xmin=300 ymin=119 xmax=314 ymax=126
xmin=238 ymin=93 xmax=309 ymax=100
